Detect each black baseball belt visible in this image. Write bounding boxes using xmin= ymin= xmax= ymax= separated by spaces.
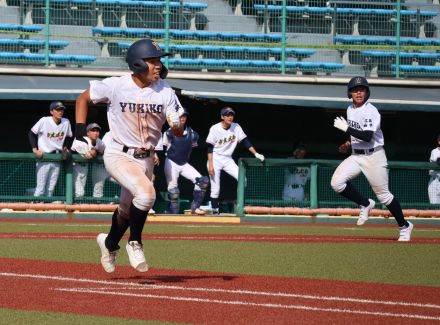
xmin=122 ymin=146 xmax=151 ymax=158
xmin=353 ymin=146 xmax=383 ymax=155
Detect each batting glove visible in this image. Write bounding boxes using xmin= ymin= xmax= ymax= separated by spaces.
xmin=334 ymin=116 xmax=349 ymax=132
xmin=166 ymin=111 xmax=180 ymax=128
xmin=254 ymin=153 xmax=265 ymax=162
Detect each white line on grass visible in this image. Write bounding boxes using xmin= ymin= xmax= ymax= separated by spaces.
xmin=1 ymin=272 xmax=439 ymax=310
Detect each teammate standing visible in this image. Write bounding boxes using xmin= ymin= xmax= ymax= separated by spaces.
xmin=75 ymin=39 xmax=184 ymax=273
xmin=206 ymin=107 xmax=265 ymax=214
xmin=163 ymin=109 xmax=209 ymax=215
xmin=331 ymin=76 xmax=413 ymax=241
xmin=428 ymin=134 xmax=440 ymax=204
xmin=28 ymin=101 xmax=72 ymax=198
xmin=282 ymin=144 xmax=310 ymax=202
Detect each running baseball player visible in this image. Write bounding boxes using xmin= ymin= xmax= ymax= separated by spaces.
xmin=28 ymin=101 xmax=72 ymax=198
xmin=75 ymin=38 xmax=184 ymax=273
xmin=163 ymin=109 xmax=209 ymax=215
xmin=206 ymin=107 xmax=265 ymax=215
xmin=428 ymin=134 xmax=440 ymax=204
xmin=331 ymin=76 xmax=413 ymax=241
xmin=71 ymin=123 xmax=108 ymax=199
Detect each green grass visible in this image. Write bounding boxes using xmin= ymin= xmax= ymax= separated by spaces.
xmin=0 ymin=221 xmax=439 ymax=286
xmin=0 ymin=308 xmax=180 ymax=325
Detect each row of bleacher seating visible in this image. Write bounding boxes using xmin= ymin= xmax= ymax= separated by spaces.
xmin=0 ymin=52 xmax=96 ymax=66
xmin=0 ymin=24 xmax=96 ymax=66
xmin=334 ymin=35 xmax=440 ymax=46
xmin=92 ymin=26 xmax=283 ymax=42
xmin=22 ymin=0 xmax=208 ymax=30
xmin=116 ymin=41 xmax=316 ymax=60
xmin=253 ymin=4 xmax=438 ymax=37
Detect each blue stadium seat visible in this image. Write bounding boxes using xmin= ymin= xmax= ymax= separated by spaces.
xmin=166 ymin=58 xmax=344 ymax=74
xmin=335 ymin=36 xmax=440 ymax=46
xmin=117 ymin=42 xmax=316 ymax=60
xmin=0 ymin=39 xmax=69 ymax=52
xmin=391 ymin=64 xmax=440 ymax=74
xmin=361 ymin=51 xmax=440 ymax=60
xmin=0 ymin=52 xmax=96 ymax=65
xmin=0 ymin=24 xmax=43 ymax=33
xmin=92 ymin=27 xmax=282 ymax=43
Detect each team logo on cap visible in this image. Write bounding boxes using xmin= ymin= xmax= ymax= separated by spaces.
xmin=152 ymin=41 xmax=161 ymax=51
xmin=355 ymin=77 xmax=362 ymax=85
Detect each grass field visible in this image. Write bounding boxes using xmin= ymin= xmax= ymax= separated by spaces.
xmin=1 ymin=219 xmax=439 ymax=324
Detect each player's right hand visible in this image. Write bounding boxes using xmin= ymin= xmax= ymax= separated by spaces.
xmin=166 ymin=111 xmax=180 ymax=128
xmin=33 ymin=149 xmax=43 ymax=159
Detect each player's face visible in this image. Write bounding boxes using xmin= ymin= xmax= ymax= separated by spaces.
xmin=144 ymin=57 xmax=163 ymax=81
xmin=50 ymin=107 xmax=65 ymax=122
xmin=179 ymin=115 xmax=187 ymax=126
xmin=221 ymin=113 xmax=234 ymax=126
xmin=87 ymin=128 xmax=100 ymax=141
xmin=350 ymin=86 xmax=367 ymax=107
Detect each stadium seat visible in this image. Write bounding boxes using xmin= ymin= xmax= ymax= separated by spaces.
xmin=0 ymin=24 xmax=43 ymax=33
xmin=117 ymin=42 xmax=316 ymax=60
xmin=391 ymin=64 xmax=440 ymax=75
xmin=0 ymin=39 xmax=69 ymax=52
xmin=0 ymin=52 xmax=96 ymax=66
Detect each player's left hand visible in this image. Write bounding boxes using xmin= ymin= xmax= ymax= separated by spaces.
xmin=153 ymin=152 xmax=160 ymax=165
xmin=334 ymin=116 xmax=349 ymax=132
xmin=166 ymin=111 xmax=180 ymax=128
xmin=254 ymin=152 xmax=265 ymax=162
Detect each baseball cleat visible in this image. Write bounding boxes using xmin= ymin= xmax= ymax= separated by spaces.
xmin=357 ymin=199 xmax=375 ymax=226
xmin=398 ymin=221 xmax=414 ymax=242
xmin=211 ymin=208 xmax=220 ymax=215
xmin=97 ymin=233 xmax=117 ymax=273
xmin=148 ymin=208 xmax=155 ymax=215
xmin=193 ymin=208 xmax=206 ymax=215
xmin=126 ymin=241 xmax=149 ymax=272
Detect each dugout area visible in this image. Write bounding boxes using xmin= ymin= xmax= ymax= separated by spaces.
xmin=0 ymin=73 xmax=439 ymax=210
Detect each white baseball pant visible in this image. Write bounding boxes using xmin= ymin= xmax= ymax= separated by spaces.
xmin=428 ymin=177 xmax=440 ymax=204
xmin=73 ymin=162 xmax=109 ymax=198
xmin=208 ymin=153 xmax=238 ymax=199
xmin=331 ymin=149 xmax=394 ymax=205
xmin=104 ymin=148 xmax=155 ymax=218
xmin=164 ymin=158 xmax=202 ymax=191
xmin=34 ymin=161 xmax=61 ymax=197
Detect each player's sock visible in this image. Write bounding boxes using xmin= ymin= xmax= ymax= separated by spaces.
xmin=210 ymin=198 xmax=219 ymax=210
xmin=339 ymin=182 xmax=370 ymax=207
xmin=105 ymin=208 xmax=129 ymax=251
xmin=128 ymin=203 xmax=148 ymax=244
xmin=386 ymin=198 xmax=409 ymax=227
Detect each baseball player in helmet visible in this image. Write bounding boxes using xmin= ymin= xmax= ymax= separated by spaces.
xmin=428 ymin=134 xmax=440 ymax=204
xmin=331 ymin=76 xmax=413 ymax=241
xmin=75 ymin=38 xmax=185 ymax=273
xmin=162 ymin=109 xmax=209 ymax=215
xmin=206 ymin=107 xmax=265 ymax=214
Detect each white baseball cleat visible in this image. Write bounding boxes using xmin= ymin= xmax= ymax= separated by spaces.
xmin=148 ymin=208 xmax=155 ymax=215
xmin=97 ymin=233 xmax=117 ymax=273
xmin=126 ymin=241 xmax=149 ymax=272
xmin=357 ymin=199 xmax=375 ymax=226
xmin=193 ymin=208 xmax=206 ymax=215
xmin=398 ymin=221 xmax=414 ymax=242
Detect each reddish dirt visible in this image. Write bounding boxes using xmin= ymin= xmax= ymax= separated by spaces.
xmin=0 ymin=258 xmax=439 ymax=324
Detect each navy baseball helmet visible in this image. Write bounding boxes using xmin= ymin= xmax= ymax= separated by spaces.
xmin=347 ymin=76 xmax=370 ymax=101
xmin=126 ymin=38 xmax=170 ymax=74
xmin=181 ymin=108 xmax=189 ymax=116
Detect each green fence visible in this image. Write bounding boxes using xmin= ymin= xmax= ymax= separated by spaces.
xmin=236 ymin=157 xmax=440 ymax=216
xmin=0 ymin=152 xmax=120 ymax=205
xmin=0 ymin=0 xmax=439 ymax=78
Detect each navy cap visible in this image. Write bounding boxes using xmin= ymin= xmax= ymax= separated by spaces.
xmin=181 ymin=108 xmax=189 ymax=116
xmin=221 ymin=107 xmax=235 ymax=116
xmin=87 ymin=123 xmax=101 ymax=132
xmin=49 ymin=101 xmax=65 ymax=110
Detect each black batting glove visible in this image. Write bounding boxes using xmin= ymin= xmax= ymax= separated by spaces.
xmin=75 ymin=123 xmax=87 ymax=142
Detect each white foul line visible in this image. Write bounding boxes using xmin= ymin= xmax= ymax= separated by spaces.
xmin=1 ymin=271 xmax=440 ymax=319
xmin=54 ymin=287 xmax=440 ymax=321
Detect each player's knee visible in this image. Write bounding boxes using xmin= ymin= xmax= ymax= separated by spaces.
xmin=194 ymin=176 xmax=209 ymax=192
xmin=133 ymin=193 xmax=156 ymax=211
xmin=375 ymin=191 xmax=394 ymax=206
xmin=330 ymin=176 xmax=345 ymax=193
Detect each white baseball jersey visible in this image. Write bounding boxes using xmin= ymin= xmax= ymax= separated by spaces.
xmin=206 ymin=122 xmax=247 ymax=156
xmin=31 ymin=117 xmax=72 ymax=152
xmin=347 ymin=102 xmax=384 ymax=150
xmin=429 ymin=147 xmax=440 ymax=178
xmin=89 ymin=74 xmax=184 ymax=150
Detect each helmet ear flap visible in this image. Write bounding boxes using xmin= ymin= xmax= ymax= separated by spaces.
xmin=131 ymin=59 xmax=148 ymax=74
xmin=160 ymin=64 xmax=168 ymax=79
xmin=347 ymin=91 xmax=352 ymax=99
